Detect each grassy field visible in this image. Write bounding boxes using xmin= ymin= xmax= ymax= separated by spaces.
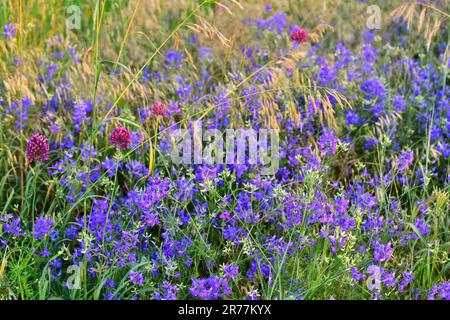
xmin=0 ymin=0 xmax=449 ymax=300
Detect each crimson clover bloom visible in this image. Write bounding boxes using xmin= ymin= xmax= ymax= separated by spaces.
xmin=290 ymin=27 xmax=307 ymax=44
xmin=151 ymin=101 xmax=167 ymax=117
xmin=26 ymin=134 xmax=49 ymax=163
xmin=110 ymin=127 xmax=131 ymax=150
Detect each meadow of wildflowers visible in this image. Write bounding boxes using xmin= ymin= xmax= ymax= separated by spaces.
xmin=0 ymin=0 xmax=449 ymax=301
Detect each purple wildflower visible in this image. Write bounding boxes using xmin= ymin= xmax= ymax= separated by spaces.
xmin=129 ymin=271 xmax=144 ymax=287
xmin=381 ymin=270 xmax=398 ymax=287
xmin=126 ymin=160 xmax=148 ymax=178
xmin=33 ymin=217 xmax=54 ymax=239
xmin=189 ymin=276 xmax=231 ymax=300
xmin=350 ymin=267 xmax=366 ymax=282
xmin=0 ymin=214 xmax=23 ymax=237
xmin=222 ymin=263 xmax=239 ymax=279
xmin=397 ymin=150 xmax=414 ymax=172
xmin=414 ymin=217 xmax=430 ymax=236
xmin=373 ymin=241 xmax=394 ymax=262
xmin=154 ymin=281 xmax=178 ymax=300
xmin=398 ymin=272 xmax=414 ymax=293
xmin=102 ymin=157 xmax=122 ymax=177
xmin=318 ymin=129 xmax=339 ymax=155
xmin=3 ymin=23 xmax=16 ymax=39
xmin=428 ymin=281 xmax=450 ymax=300
xmin=72 ymin=100 xmax=92 ymax=132
xmin=218 ymin=211 xmax=231 ymax=220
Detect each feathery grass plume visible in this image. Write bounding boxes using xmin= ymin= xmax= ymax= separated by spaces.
xmin=307 ymin=23 xmax=334 ymax=43
xmin=391 ymin=2 xmax=448 ymax=50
